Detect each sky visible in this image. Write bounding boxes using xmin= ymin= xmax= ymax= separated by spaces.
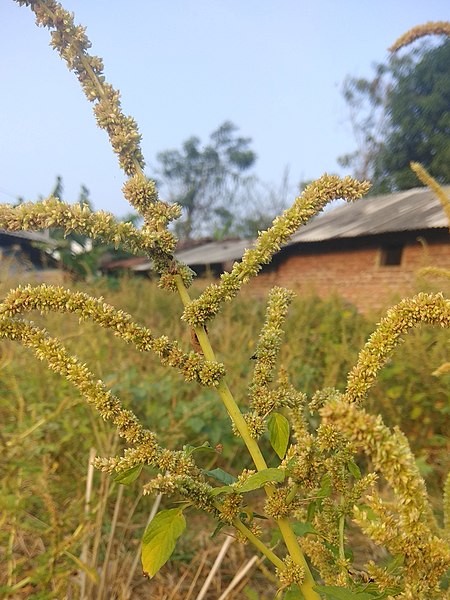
xmin=0 ymin=1 xmax=449 ymax=216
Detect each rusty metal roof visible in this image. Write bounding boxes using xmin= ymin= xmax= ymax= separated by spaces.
xmin=288 ymin=186 xmax=450 ymax=245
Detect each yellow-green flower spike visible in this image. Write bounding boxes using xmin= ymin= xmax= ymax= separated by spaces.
xmin=345 ymin=293 xmax=450 ymax=405
xmin=182 ymin=175 xmax=370 ymax=327
xmin=0 ymin=199 xmax=176 ymax=257
xmin=16 ymin=0 xmax=145 ymax=176
xmin=0 ymin=284 xmax=225 ymax=387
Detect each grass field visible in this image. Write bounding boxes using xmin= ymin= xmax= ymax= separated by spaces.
xmin=1 ymin=276 xmax=449 ymax=599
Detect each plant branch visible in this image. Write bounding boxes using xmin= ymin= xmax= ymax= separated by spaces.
xmin=176 ymin=275 xmax=321 ymax=599
xmin=0 ymin=284 xmax=224 ymax=388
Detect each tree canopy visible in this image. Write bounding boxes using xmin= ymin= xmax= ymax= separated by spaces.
xmin=155 ymin=121 xmax=256 ymax=240
xmin=340 ymin=39 xmax=450 ymax=194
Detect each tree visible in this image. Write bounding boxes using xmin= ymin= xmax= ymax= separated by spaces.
xmin=155 ymin=121 xmax=256 ymax=240
xmin=340 ymin=40 xmax=450 ymax=193
xmin=225 ymin=167 xmax=293 ymax=239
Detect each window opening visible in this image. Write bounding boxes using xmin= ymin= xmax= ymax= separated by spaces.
xmin=380 ymin=244 xmax=403 ymax=266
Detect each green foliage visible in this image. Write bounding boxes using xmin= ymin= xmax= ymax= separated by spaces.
xmin=236 ymin=468 xmax=285 ymax=493
xmin=375 ymin=39 xmax=450 ymax=191
xmin=141 ymin=508 xmax=186 ymax=577
xmin=268 ymin=412 xmax=291 ymax=459
xmin=340 ymin=40 xmax=450 ymax=193
xmin=114 ymin=463 xmax=143 ymax=485
xmin=156 ymin=120 xmax=256 ymax=240
xmin=1 ymin=279 xmax=449 ymax=597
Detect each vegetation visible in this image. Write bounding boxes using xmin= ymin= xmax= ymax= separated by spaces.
xmin=155 ymin=122 xmax=292 ymax=241
xmin=156 ymin=121 xmax=256 ymax=241
xmin=340 ymin=26 xmax=450 ymax=194
xmin=1 ymin=281 xmax=449 ymax=598
xmin=1 ymin=4 xmax=449 ymax=599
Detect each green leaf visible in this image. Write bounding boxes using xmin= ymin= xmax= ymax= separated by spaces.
xmin=355 ymin=583 xmax=402 ymax=599
xmin=347 ymin=460 xmax=362 ymax=480
xmin=283 ymin=584 xmax=304 ymax=599
xmin=210 ymin=521 xmax=226 ymax=538
xmin=236 ymin=468 xmax=284 ymax=493
xmin=141 ymin=508 xmax=186 ymax=578
xmin=314 ymin=585 xmax=376 ymax=600
xmin=291 ymin=521 xmax=319 ymax=537
xmin=183 ymin=441 xmax=216 ymax=457
xmin=317 ymin=473 xmax=332 ymax=499
xmin=114 ymin=464 xmax=143 ymax=485
xmin=210 ymin=485 xmax=234 ymax=496
xmin=307 ymin=500 xmax=317 ymax=521
xmin=204 ymin=468 xmax=237 ymax=485
xmin=267 ymin=412 xmax=290 ymax=459
xmin=386 ymin=554 xmax=404 ymax=574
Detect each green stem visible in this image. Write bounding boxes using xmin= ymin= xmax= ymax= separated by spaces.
xmin=40 ymin=4 xmax=107 ymax=102
xmin=175 ymin=276 xmax=268 ymax=470
xmin=232 ymin=518 xmax=285 ymax=570
xmin=339 ymin=513 xmax=346 ymax=561
xmin=338 ymin=495 xmax=346 ymax=561
xmin=175 ymin=275 xmax=321 ymax=600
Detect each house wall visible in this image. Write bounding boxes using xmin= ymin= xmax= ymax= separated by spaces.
xmin=251 ymin=232 xmax=450 ymax=313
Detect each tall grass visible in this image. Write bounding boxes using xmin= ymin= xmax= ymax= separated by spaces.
xmin=1 ymin=277 xmax=448 ymax=598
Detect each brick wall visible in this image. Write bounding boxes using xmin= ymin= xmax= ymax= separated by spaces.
xmin=250 ymin=231 xmax=450 ymax=313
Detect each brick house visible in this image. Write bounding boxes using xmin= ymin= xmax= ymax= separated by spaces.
xmin=104 ymin=186 xmax=450 ymax=313
xmin=253 ymin=186 xmax=450 ymax=312
xmin=179 ymin=187 xmax=450 ymax=312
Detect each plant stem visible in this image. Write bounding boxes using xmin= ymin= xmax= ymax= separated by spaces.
xmin=175 ymin=276 xmax=268 ymax=470
xmin=277 ymin=518 xmax=319 ymax=597
xmin=232 ymin=519 xmax=285 ymax=570
xmin=80 ymin=447 xmax=96 ymax=599
xmin=97 ymin=484 xmax=124 ymax=600
xmin=339 ymin=514 xmax=346 ymax=561
xmin=338 ymin=495 xmax=346 ymax=562
xmin=175 ymin=275 xmax=321 ymax=600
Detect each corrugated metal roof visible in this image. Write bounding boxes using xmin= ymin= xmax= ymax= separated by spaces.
xmin=175 ymin=238 xmax=253 ymax=265
xmin=288 ymin=186 xmax=450 ymax=245
xmin=128 ymin=238 xmax=254 ymax=271
xmin=0 ymin=229 xmax=54 ymax=244
xmin=127 ymin=186 xmax=450 ymax=270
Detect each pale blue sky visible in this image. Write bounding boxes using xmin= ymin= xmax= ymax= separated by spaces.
xmin=1 ymin=1 xmax=449 ymax=216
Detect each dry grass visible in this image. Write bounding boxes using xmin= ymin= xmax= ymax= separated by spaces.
xmin=1 ymin=276 xmax=448 ymax=598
